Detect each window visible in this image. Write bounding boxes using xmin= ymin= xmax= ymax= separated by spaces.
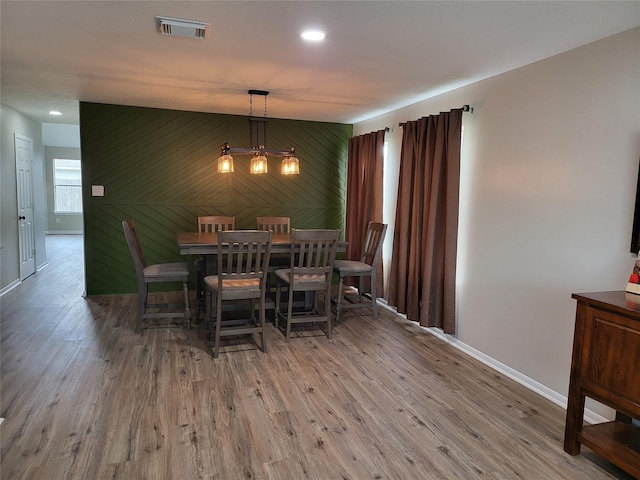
xmin=54 ymin=159 xmax=82 ymax=213
xmin=383 ymin=141 xmax=388 ymax=173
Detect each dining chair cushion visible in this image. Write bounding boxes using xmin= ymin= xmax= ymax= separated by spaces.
xmin=332 ymin=260 xmax=372 ymax=275
xmin=204 ymin=276 xmax=261 ymax=291
xmin=275 ymin=269 xmax=327 ymax=284
xmin=143 ymin=262 xmax=190 ymax=280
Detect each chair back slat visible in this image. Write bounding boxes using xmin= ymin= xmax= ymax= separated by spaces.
xmin=216 ymin=230 xmax=272 ymax=287
xmin=291 ymin=229 xmax=339 ymax=277
xmin=361 ymin=222 xmax=388 ymax=267
xmin=122 ymin=219 xmax=147 ymax=281
xmin=256 ymin=216 xmax=290 ymax=234
xmin=198 ymin=216 xmax=236 ymax=233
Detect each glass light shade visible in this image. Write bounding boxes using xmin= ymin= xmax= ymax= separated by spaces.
xmin=217 ymin=154 xmax=234 ymax=173
xmin=250 ymin=154 xmax=268 ymax=174
xmin=281 ymin=156 xmax=300 ymax=175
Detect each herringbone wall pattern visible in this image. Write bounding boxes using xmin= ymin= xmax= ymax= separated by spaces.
xmin=80 ymin=102 xmax=352 ymax=294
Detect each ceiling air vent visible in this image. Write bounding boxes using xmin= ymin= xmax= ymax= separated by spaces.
xmin=156 ymin=16 xmax=211 ymax=40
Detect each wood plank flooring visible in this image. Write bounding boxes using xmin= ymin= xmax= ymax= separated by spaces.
xmin=0 ymin=235 xmax=634 ymax=479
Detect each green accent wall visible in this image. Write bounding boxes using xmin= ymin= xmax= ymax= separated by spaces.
xmin=80 ymin=102 xmax=352 ymax=294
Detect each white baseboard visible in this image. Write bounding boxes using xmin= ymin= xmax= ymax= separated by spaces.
xmin=0 ymin=279 xmax=20 ymax=297
xmin=1 ymin=264 xmax=49 ymax=298
xmin=45 ymin=230 xmax=83 ymax=235
xmin=378 ymin=301 xmax=609 ymax=425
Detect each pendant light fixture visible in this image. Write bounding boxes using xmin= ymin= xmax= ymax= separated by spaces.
xmin=280 ymin=155 xmax=300 ymax=175
xmin=217 ymin=152 xmax=234 ymax=173
xmin=217 ymin=90 xmax=300 ymax=175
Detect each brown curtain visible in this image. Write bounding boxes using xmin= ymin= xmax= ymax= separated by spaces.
xmin=388 ymin=109 xmax=462 ymax=334
xmin=345 ymin=129 xmax=385 ymax=296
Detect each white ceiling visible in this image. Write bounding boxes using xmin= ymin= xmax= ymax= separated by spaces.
xmin=2 ymin=1 xmax=639 ymax=126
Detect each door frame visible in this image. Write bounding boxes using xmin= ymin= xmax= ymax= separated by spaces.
xmin=15 ymin=133 xmax=36 ymax=280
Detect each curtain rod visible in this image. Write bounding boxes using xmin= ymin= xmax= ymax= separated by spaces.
xmin=362 ymin=127 xmax=390 ymax=135
xmin=398 ymin=105 xmax=473 ymax=128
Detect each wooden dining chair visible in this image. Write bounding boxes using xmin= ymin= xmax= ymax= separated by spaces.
xmin=274 ymin=229 xmax=339 ymax=342
xmin=257 ymin=216 xmax=291 ymax=291
xmin=195 ymin=215 xmax=236 ymax=316
xmin=332 ymin=222 xmax=387 ymax=322
xmin=204 ymin=230 xmax=272 ymax=358
xmin=256 ymin=216 xmax=290 ymax=234
xmin=198 ymin=216 xmax=236 ymax=233
xmin=122 ymin=219 xmax=191 ymax=333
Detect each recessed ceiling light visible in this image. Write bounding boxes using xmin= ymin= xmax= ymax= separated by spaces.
xmin=300 ymin=30 xmax=326 ymax=42
xmin=49 ymin=110 xmax=62 ymax=116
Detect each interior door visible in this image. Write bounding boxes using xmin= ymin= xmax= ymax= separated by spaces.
xmin=15 ymin=134 xmax=36 ymax=280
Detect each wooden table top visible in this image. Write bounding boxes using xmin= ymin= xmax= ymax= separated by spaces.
xmin=572 ymin=290 xmax=640 ymax=317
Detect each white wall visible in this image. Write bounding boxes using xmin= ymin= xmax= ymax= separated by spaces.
xmin=355 ymin=27 xmax=640 ymax=419
xmin=1 ymin=105 xmax=47 ymax=291
xmin=42 ymin=123 xmax=80 ymax=148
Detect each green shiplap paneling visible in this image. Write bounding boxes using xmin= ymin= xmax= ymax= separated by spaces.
xmin=80 ymin=102 xmax=352 ymax=294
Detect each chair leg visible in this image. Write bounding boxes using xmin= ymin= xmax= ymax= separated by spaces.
xmin=182 ymin=279 xmax=191 ymax=330
xmin=205 ymin=288 xmax=212 ymax=341
xmin=286 ymin=285 xmax=294 ymax=343
xmin=214 ymin=293 xmax=222 ymax=359
xmin=315 ymin=291 xmax=320 ymax=314
xmin=335 ymin=275 xmax=345 ymax=323
xmin=136 ymin=283 xmax=148 ymax=333
xmin=370 ymin=272 xmax=378 ymax=318
xmin=198 ymin=257 xmax=216 ymax=318
xmin=195 ymin=269 xmax=204 ymax=318
xmin=259 ymin=296 xmax=267 ymax=353
xmin=265 ymin=272 xmax=272 ymax=294
xmin=274 ymin=281 xmax=281 ymax=329
xmin=249 ymin=299 xmax=256 ymax=323
xmin=325 ymin=286 xmax=332 ymax=340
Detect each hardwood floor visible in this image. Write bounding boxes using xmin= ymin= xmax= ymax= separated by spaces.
xmin=0 ymin=235 xmax=633 ymax=479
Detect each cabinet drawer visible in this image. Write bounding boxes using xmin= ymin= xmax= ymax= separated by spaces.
xmin=583 ymin=307 xmax=640 ymax=410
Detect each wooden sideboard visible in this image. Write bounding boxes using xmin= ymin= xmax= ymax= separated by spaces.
xmin=564 ymin=291 xmax=640 ymax=478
